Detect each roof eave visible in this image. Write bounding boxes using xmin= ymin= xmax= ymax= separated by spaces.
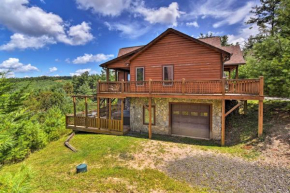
xmin=99 ymin=47 xmax=142 ymax=68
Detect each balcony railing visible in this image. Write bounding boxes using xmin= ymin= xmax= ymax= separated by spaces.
xmin=98 ymin=77 xmax=263 ymax=96
xmin=66 ymin=115 xmax=123 ymax=132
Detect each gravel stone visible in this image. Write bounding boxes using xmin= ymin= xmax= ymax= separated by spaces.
xmin=165 ymin=154 xmax=290 ymax=193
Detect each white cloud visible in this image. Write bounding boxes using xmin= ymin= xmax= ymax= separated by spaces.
xmin=75 ymin=0 xmax=131 ymax=16
xmin=65 ymin=58 xmax=71 ymax=63
xmin=0 ymin=58 xmax=39 ymax=74
xmin=0 ymin=33 xmax=56 ymax=51
xmin=55 ymin=59 xmax=59 ymax=62
xmin=186 ymin=21 xmax=199 ymax=28
xmin=49 ymin=67 xmax=57 ymax=72
xmin=0 ymin=0 xmax=93 ymax=50
xmin=212 ymin=2 xmax=255 ymax=28
xmin=228 ymin=24 xmax=260 ymax=47
xmin=104 ymin=22 xmax=150 ymax=39
xmin=40 ymin=0 xmax=45 ymax=4
xmin=187 ymin=0 xmax=257 ymax=28
xmin=58 ymin=22 xmax=94 ymax=46
xmin=70 ymin=68 xmax=91 ymax=76
xmin=135 ymin=2 xmax=183 ymax=27
xmin=72 ymin=53 xmax=114 ymax=64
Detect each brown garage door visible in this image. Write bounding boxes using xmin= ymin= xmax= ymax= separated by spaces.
xmin=171 ymin=103 xmax=210 ymax=139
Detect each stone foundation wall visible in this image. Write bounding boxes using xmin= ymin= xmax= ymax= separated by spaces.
xmin=129 ymin=98 xmax=222 ymax=140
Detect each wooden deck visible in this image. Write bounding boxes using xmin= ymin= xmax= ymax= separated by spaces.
xmin=97 ymin=78 xmax=263 ymax=100
xmin=66 ymin=114 xmax=129 ymax=135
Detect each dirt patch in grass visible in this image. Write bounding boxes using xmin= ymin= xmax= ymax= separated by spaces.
xmin=255 ymin=123 xmax=290 ymax=167
xmin=227 ymin=100 xmax=290 ymax=167
xmin=120 ymin=140 xmax=216 ymax=170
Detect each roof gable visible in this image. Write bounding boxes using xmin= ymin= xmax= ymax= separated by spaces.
xmin=126 ymin=28 xmax=231 ymax=64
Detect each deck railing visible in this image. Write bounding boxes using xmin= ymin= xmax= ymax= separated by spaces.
xmin=98 ymin=77 xmax=263 ymax=96
xmin=66 ymin=115 xmax=123 ymax=132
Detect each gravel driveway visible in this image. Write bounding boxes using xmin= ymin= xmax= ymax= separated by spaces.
xmin=165 ymin=154 xmax=290 ymax=193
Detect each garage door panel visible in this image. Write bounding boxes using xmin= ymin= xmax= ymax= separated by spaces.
xmin=172 ymin=104 xmax=210 ymax=139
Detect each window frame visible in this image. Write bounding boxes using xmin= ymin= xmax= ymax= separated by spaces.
xmin=136 ymin=67 xmax=144 ymax=86
xmin=162 ymin=65 xmax=174 ymax=86
xmin=143 ymin=105 xmax=156 ymax=125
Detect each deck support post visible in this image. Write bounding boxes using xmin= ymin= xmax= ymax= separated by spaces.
xmin=97 ymin=80 xmax=100 ymax=94
xmin=229 ymin=70 xmax=231 ymax=79
xmin=221 ymin=78 xmax=226 ymax=95
xmin=121 ymin=98 xmax=124 ymax=132
xmin=106 ymin=68 xmax=110 ymax=82
xmin=106 ymin=99 xmax=109 ymax=119
xmin=85 ymin=97 xmax=88 ymax=128
xmin=97 ymin=97 xmax=100 ymax=129
xmin=258 ymin=76 xmax=264 ymax=137
xmin=73 ymin=97 xmax=76 ymax=127
xmin=148 ymin=97 xmax=152 ymax=139
xmin=149 ymin=79 xmax=152 ymax=94
xmin=121 ymin=79 xmax=125 ymax=93
xmin=106 ymin=68 xmax=110 ymax=119
xmin=115 ymin=70 xmax=118 ymax=81
xmin=235 ymin=66 xmax=239 ymax=79
xmin=221 ymin=99 xmax=226 ymax=146
xmin=258 ymin=100 xmax=263 ymax=137
xmin=244 ymin=100 xmax=247 ymax=115
xmin=108 ymin=98 xmax=111 ymax=131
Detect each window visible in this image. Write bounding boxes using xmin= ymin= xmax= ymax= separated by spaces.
xmin=200 ymin=112 xmax=208 ymax=117
xmin=182 ymin=111 xmax=189 ymax=116
xmin=163 ymin=65 xmax=173 ymax=85
xmin=136 ymin=67 xmax=144 ymax=86
xmin=143 ymin=105 xmax=155 ymax=125
xmin=191 ymin=112 xmax=198 ymax=116
xmin=173 ymin=111 xmax=180 ymax=115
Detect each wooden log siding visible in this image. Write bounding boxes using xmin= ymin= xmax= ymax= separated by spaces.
xmin=130 ymin=33 xmax=223 ymax=81
xmin=98 ymin=79 xmax=261 ymax=95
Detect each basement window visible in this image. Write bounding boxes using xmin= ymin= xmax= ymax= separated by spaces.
xmin=143 ymin=105 xmax=155 ymax=125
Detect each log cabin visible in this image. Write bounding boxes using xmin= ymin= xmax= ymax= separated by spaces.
xmin=66 ymin=28 xmax=264 ymax=146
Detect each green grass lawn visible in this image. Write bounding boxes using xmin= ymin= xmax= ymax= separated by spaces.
xmin=0 ymin=100 xmax=289 ymax=192
xmin=0 ymin=134 xmax=209 ymax=193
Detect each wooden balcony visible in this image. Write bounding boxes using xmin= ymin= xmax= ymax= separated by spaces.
xmin=97 ymin=77 xmax=264 ymax=100
xmin=66 ymin=96 xmax=129 ymax=135
xmin=66 ymin=115 xmax=129 ymax=135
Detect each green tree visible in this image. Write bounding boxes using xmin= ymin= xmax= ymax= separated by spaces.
xmin=247 ymin=0 xmax=281 ymax=36
xmin=240 ymin=35 xmax=290 ymax=97
xmin=199 ymin=32 xmax=213 ymax=38
xmin=78 ymin=82 xmax=91 ymax=95
xmin=278 ymin=0 xmax=290 ymax=37
xmin=221 ymin=35 xmax=230 ymax=46
xmin=63 ymin=82 xmax=73 ymax=94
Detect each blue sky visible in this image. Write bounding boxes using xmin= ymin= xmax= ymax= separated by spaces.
xmin=0 ymin=0 xmax=260 ymax=78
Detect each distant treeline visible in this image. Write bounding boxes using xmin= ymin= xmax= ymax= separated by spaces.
xmin=8 ymin=76 xmax=72 ymax=82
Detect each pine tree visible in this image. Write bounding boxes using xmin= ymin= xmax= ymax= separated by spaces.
xmin=247 ymin=0 xmax=281 ymax=36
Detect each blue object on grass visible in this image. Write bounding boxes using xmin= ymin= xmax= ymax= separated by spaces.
xmin=76 ymin=164 xmax=87 ymax=173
